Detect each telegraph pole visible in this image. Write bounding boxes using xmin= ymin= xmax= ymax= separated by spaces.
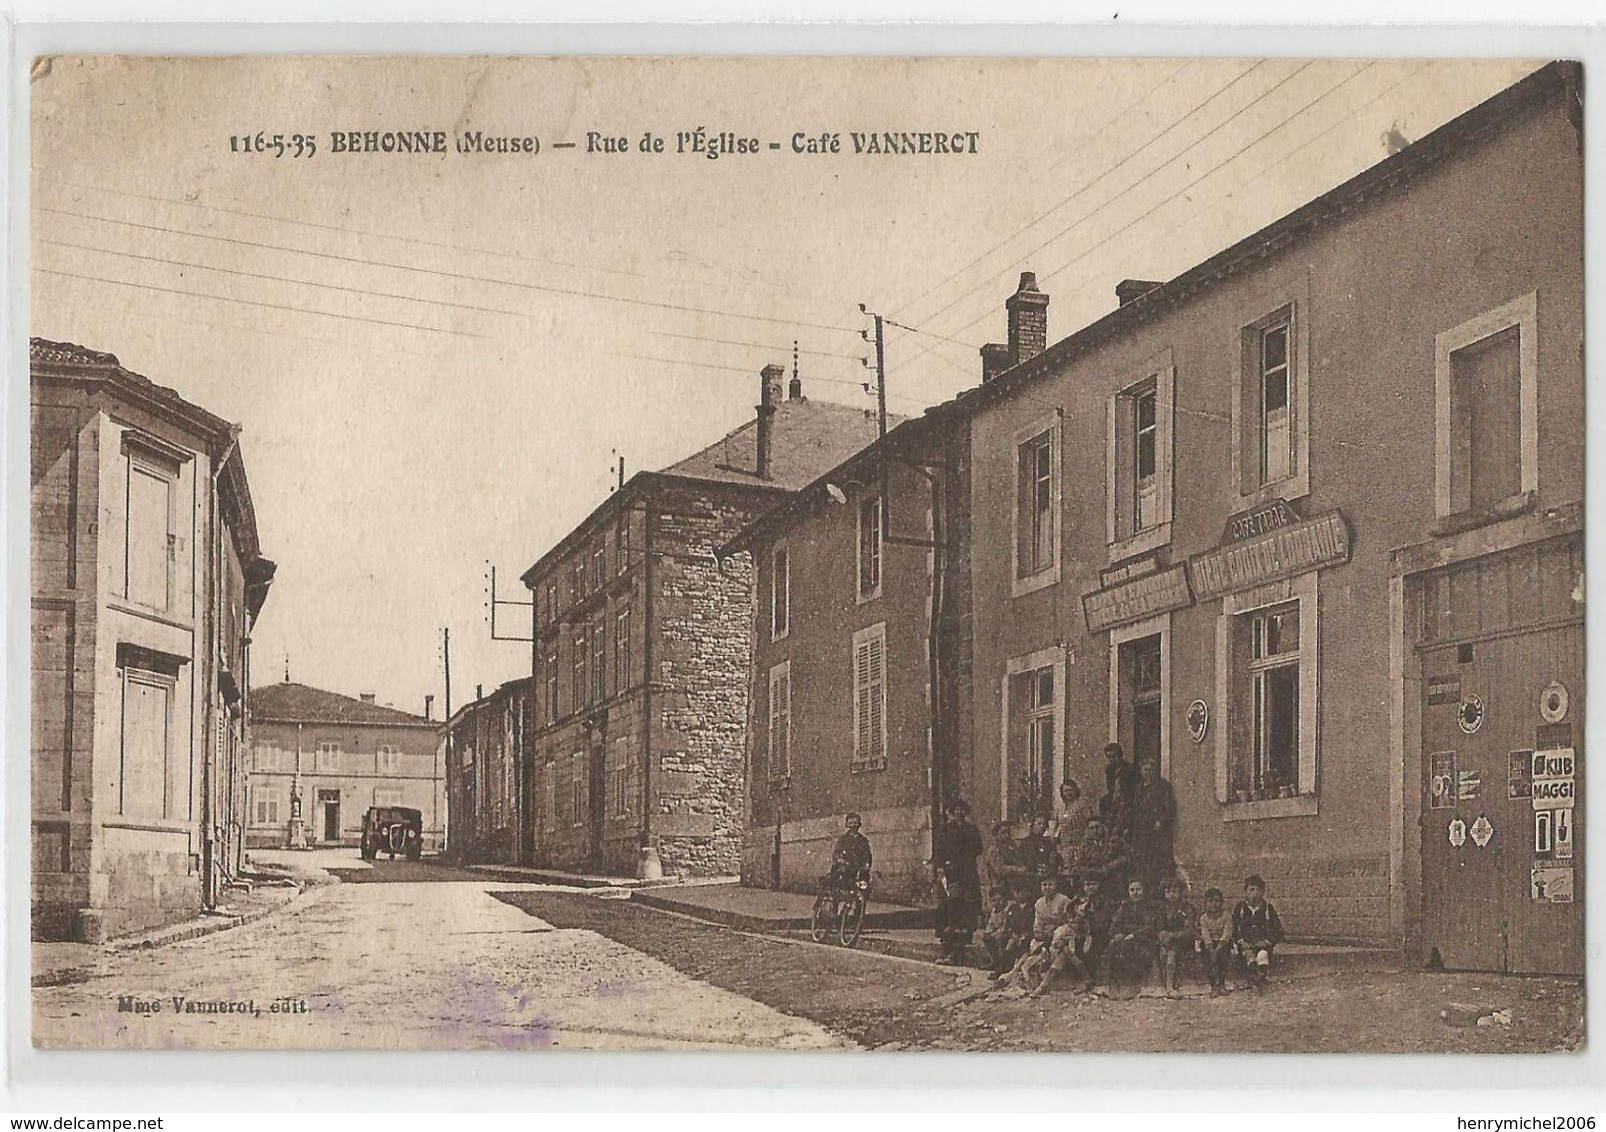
xmin=440 ymin=627 xmax=451 ymax=854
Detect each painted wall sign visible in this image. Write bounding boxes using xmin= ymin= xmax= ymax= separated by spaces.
xmin=1531 ymin=747 xmax=1575 ymax=810
xmin=1536 ymin=722 xmax=1572 ymax=750
xmin=1222 ymin=499 xmax=1299 ymax=543
xmin=1427 ymin=677 xmax=1462 ymax=706
xmin=1532 ymin=748 xmax=1576 ymax=779
xmin=1508 ymin=749 xmax=1534 ymax=800
xmin=1457 ymin=770 xmax=1482 ymax=800
xmin=1531 ymin=862 xmax=1574 ymax=903
xmin=1188 ymin=510 xmax=1350 ymax=601
xmin=1099 ymin=554 xmax=1159 ymax=590
xmin=1539 ymin=681 xmax=1569 ymax=724
xmin=1554 ymin=808 xmax=1573 ymax=859
xmin=1186 ymin=699 xmax=1209 ymax=744
xmin=1470 ymin=815 xmax=1494 ymax=848
xmin=1457 ymin=694 xmax=1485 ymax=735
xmin=1081 ymin=563 xmax=1193 ymax=634
xmin=1448 ymin=819 xmax=1467 ymax=847
xmin=1534 ymin=809 xmax=1553 ymax=854
xmin=1532 ymin=779 xmax=1576 ymax=809
xmin=1429 ymin=751 xmax=1458 ymax=810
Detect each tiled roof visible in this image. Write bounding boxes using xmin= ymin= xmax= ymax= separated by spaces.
xmin=251 ymin=681 xmax=432 ymax=727
xmin=662 ymin=397 xmax=894 ymax=490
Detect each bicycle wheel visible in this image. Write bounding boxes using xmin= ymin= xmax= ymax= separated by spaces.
xmin=810 ymin=893 xmax=834 ymax=943
xmin=839 ymin=894 xmax=866 ymax=947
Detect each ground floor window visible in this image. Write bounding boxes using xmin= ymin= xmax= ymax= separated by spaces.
xmin=1003 ymin=647 xmax=1065 ymax=820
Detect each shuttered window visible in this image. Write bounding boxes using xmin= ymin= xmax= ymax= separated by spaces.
xmin=768 ymin=662 xmax=791 ymax=781
xmin=851 ymin=624 xmax=887 ymax=771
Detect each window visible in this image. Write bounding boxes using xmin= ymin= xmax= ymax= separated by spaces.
xmin=1435 ymin=292 xmax=1539 ymax=520
xmin=615 ymin=521 xmax=631 ymax=576
xmin=590 ymin=620 xmax=607 ymax=703
xmin=858 ymin=495 xmax=883 ymax=601
xmin=771 ymin=544 xmax=790 ymax=640
xmin=1012 ymin=414 xmax=1061 ymax=595
xmin=590 ymin=545 xmax=606 ymax=591
xmin=314 ymin=740 xmax=341 ymax=772
xmin=1107 ymin=353 xmax=1175 ymax=559
xmin=572 ymin=559 xmax=586 ymax=602
xmin=610 ymin=741 xmax=630 ymax=817
xmin=253 ymin=788 xmax=281 ymax=825
xmin=122 ymin=440 xmax=178 ymax=611
xmin=768 ymin=661 xmax=792 ymax=781
xmin=376 ymin=744 xmax=402 ymax=774
xmin=851 ymin=624 xmax=887 ymax=771
xmin=572 ymin=629 xmax=587 ymax=708
xmin=545 ymin=648 xmax=559 ymax=723
xmin=1233 ymin=296 xmax=1309 ymax=504
xmin=570 ymin=753 xmax=586 ymax=827
xmin=119 ymin=663 xmax=175 ymax=819
xmin=1215 ymin=572 xmax=1319 ymax=819
xmin=614 ymin=606 xmax=631 ymax=692
xmin=543 ymin=763 xmax=557 ymax=834
xmin=1002 ymin=646 xmax=1065 ymax=820
xmin=545 ymin=582 xmax=558 ymax=625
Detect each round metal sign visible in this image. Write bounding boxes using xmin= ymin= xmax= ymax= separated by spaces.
xmin=1457 ymin=694 xmax=1485 ymax=735
xmin=1186 ymin=699 xmax=1209 ymax=744
xmin=1540 ymin=681 xmax=1569 ymax=724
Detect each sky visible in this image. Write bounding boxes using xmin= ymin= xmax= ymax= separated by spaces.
xmin=28 ymin=55 xmax=1542 ymax=716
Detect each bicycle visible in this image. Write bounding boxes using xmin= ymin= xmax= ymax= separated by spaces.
xmin=811 ymin=866 xmax=871 ymax=947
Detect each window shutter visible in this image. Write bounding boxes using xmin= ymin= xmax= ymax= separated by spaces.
xmin=854 ymin=639 xmax=872 ymax=765
xmin=869 ymin=634 xmax=885 ymax=766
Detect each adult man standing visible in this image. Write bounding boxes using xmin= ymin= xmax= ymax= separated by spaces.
xmin=1099 ymin=742 xmax=1140 ymax=843
xmin=1130 ymin=756 xmax=1177 ymax=889
xmin=933 ymin=800 xmax=983 ymax=964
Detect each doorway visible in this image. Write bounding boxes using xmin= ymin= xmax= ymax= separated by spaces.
xmin=318 ymin=789 xmax=341 ymax=843
xmin=1118 ymin=633 xmax=1164 ymax=772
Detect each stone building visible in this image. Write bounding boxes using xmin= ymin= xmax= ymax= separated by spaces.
xmin=731 ymin=63 xmax=1584 ymax=973
xmin=246 ymin=681 xmax=444 ymax=851
xmin=442 ymin=678 xmax=531 ymax=865
xmin=31 ymin=339 xmax=275 ymax=942
xmin=450 ymin=364 xmax=886 ymax=878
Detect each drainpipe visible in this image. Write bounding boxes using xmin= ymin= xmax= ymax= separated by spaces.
xmin=638 ymin=504 xmax=662 ymax=880
xmin=202 ymin=427 xmax=240 ymax=909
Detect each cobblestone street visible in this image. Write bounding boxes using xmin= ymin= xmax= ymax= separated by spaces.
xmin=34 ymin=856 xmax=1584 ymax=1054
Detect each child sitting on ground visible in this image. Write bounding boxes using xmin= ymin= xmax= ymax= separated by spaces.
xmin=1154 ymin=876 xmax=1196 ymax=998
xmin=1231 ymin=873 xmax=1286 ymax=991
xmin=1100 ymin=877 xmax=1159 ymax=999
xmin=981 ymin=891 xmax=1029 ymax=979
xmin=1002 ymin=875 xmax=1074 ymax=991
xmin=1195 ymin=887 xmax=1233 ymax=996
xmin=1029 ymin=880 xmax=1093 ymax=998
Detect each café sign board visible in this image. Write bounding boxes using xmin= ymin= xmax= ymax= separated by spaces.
xmin=1083 ymin=563 xmax=1193 ymax=634
xmin=1189 ymin=509 xmax=1351 ymax=602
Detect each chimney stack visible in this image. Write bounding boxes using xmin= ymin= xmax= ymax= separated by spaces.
xmin=980 ymin=342 xmax=1012 ymax=383
xmin=1006 ymin=272 xmax=1049 ymax=366
xmin=1116 ymin=279 xmax=1162 ymax=307
xmin=756 ymin=362 xmax=785 ymax=480
xmin=360 ymin=692 xmax=376 ymax=704
xmin=425 ymin=694 xmax=435 ymax=721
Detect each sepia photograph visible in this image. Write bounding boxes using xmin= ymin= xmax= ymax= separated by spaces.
xmin=24 ymin=52 xmax=1585 ymax=1056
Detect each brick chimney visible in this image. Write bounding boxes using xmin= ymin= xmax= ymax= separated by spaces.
xmin=1006 ymin=272 xmax=1049 ymax=365
xmin=360 ymin=692 xmax=376 ymax=704
xmin=1116 ymin=279 xmax=1162 ymax=307
xmin=424 ymin=694 xmax=435 ymax=721
xmin=980 ymin=342 xmax=1012 ymax=383
xmin=756 ymin=362 xmax=785 ymax=480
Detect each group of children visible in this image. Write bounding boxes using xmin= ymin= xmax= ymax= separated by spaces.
xmin=983 ymin=872 xmax=1286 ymax=1000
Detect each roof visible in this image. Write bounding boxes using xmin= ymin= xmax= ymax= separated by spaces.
xmin=722 ymin=62 xmax=1579 ymax=556
xmin=442 ymin=675 xmax=535 ymax=731
xmin=250 ymin=681 xmax=433 ymax=727
xmin=520 ymin=394 xmax=895 ymax=586
xmin=662 ymin=397 xmax=891 ymax=490
xmin=31 ymin=337 xmax=272 ymax=573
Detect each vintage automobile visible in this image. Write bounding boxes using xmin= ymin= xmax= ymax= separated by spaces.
xmin=360 ymin=806 xmax=423 ymax=861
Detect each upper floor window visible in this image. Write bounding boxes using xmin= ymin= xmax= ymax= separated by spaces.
xmin=1012 ymin=414 xmax=1061 ymax=595
xmin=572 ymin=559 xmax=586 ymax=602
xmin=857 ymin=495 xmax=883 ymax=602
xmin=1234 ymin=299 xmax=1310 ymax=504
xmin=571 ymin=630 xmax=587 ymax=708
xmin=614 ymin=605 xmax=631 ymax=692
xmin=314 ymin=740 xmax=341 ymax=773
xmin=545 ymin=648 xmax=559 ymax=723
xmin=1435 ymin=292 xmax=1539 ymax=522
xmin=851 ymin=623 xmax=887 ymax=772
xmin=376 ymin=744 xmax=402 ymax=774
xmin=590 ymin=620 xmax=607 ymax=704
xmin=122 ymin=438 xmax=179 ymax=611
xmin=545 ymin=583 xmax=558 ymax=624
xmin=615 ymin=520 xmax=631 ymax=576
xmin=590 ymin=545 xmax=607 ymax=591
xmin=771 ymin=544 xmax=790 ymax=640
xmin=768 ymin=661 xmax=792 ymax=782
xmin=1107 ymin=352 xmax=1175 ymax=560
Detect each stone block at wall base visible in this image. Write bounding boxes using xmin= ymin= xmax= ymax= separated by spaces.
xmin=74 ymin=909 xmax=105 ymax=944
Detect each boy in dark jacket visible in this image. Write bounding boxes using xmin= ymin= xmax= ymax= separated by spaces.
xmin=1231 ymin=873 xmax=1286 ymax=990
xmin=1155 ymin=876 xmax=1196 ymax=997
xmin=1101 ymin=877 xmax=1159 ymax=999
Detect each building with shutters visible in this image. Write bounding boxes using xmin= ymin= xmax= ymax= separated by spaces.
xmin=246 ymin=681 xmax=444 ymax=851
xmin=31 ymin=339 xmax=275 ymax=942
xmin=727 ymin=63 xmax=1584 ymax=969
xmin=481 ymin=363 xmax=887 ymax=879
xmin=441 ymin=678 xmax=531 ymax=865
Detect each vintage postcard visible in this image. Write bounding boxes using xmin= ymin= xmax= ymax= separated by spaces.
xmin=27 ymin=54 xmax=1584 ymax=1053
